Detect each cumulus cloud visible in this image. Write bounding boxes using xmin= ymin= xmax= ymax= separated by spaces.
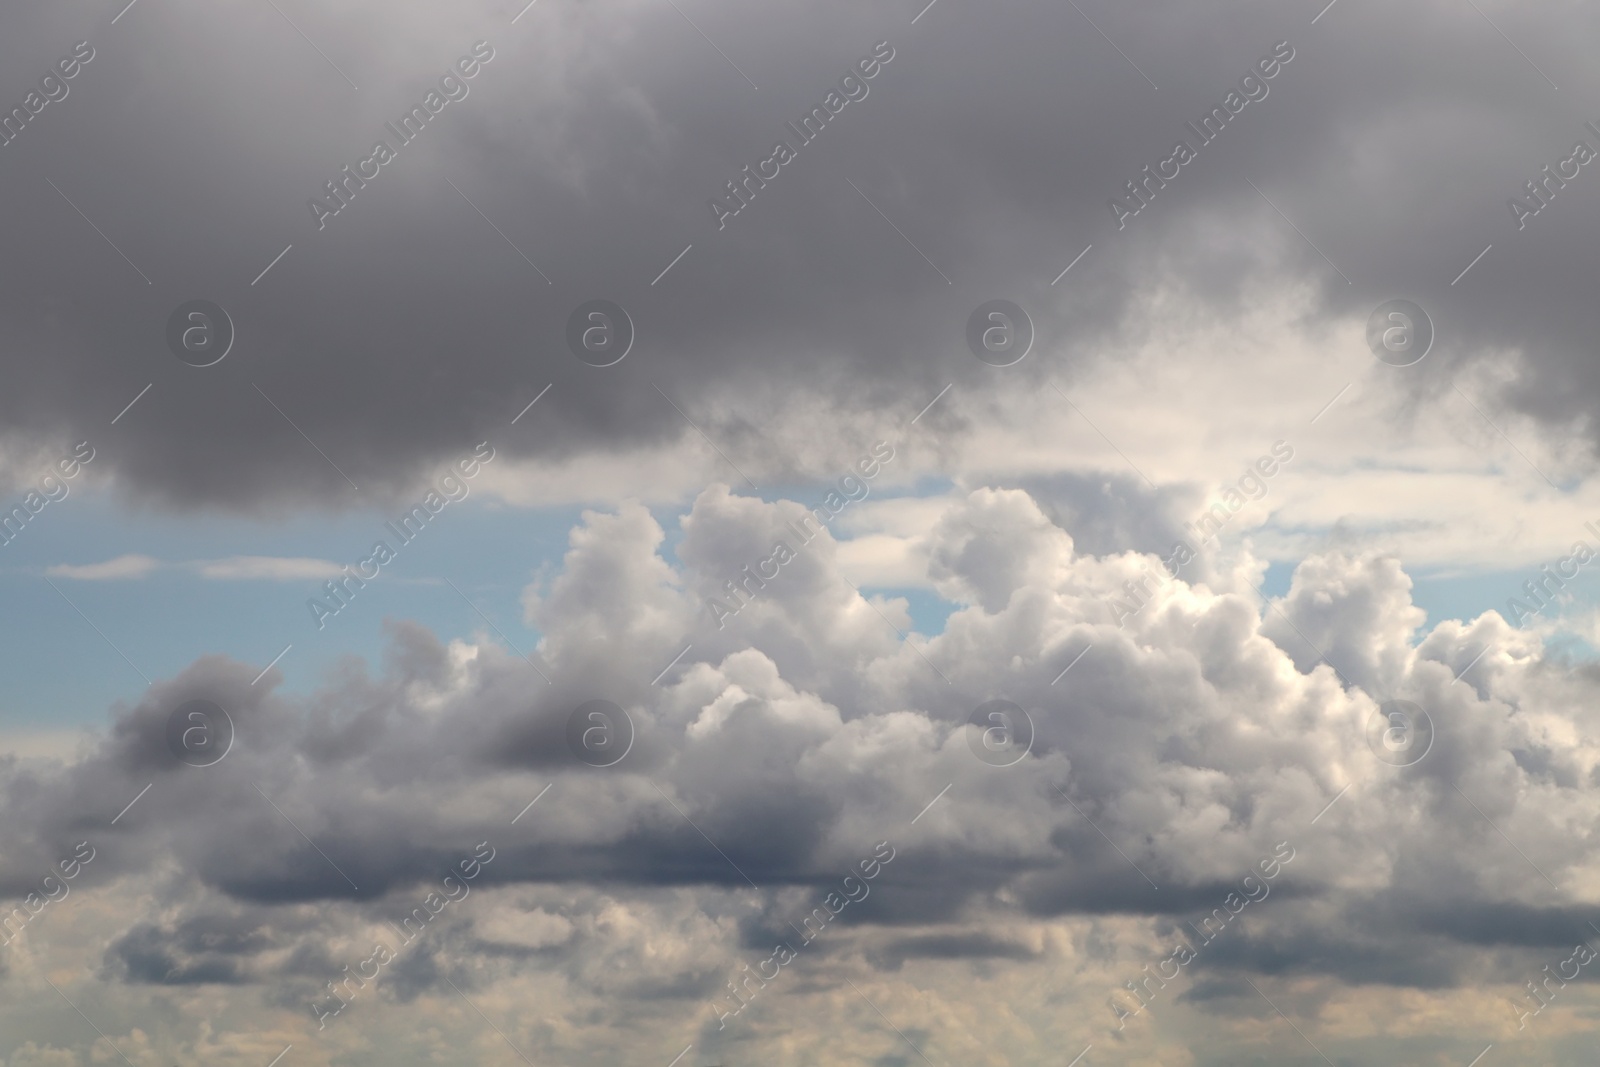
xmin=3 ymin=486 xmax=1598 ymax=1064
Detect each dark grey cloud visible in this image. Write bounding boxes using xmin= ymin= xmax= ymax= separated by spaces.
xmin=1012 ymin=471 xmax=1199 ymax=563
xmin=104 ymin=921 xmax=252 ymax=986
xmin=865 ymin=931 xmax=1040 ymax=972
xmin=2 ymin=0 xmax=1594 ymax=510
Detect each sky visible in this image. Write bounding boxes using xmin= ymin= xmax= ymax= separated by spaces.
xmin=4 ymin=0 xmax=1600 ymax=1065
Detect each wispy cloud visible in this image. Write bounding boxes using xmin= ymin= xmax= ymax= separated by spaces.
xmin=192 ymin=556 xmax=344 ymax=581
xmin=45 ymin=555 xmax=343 ymax=581
xmin=44 ymin=554 xmax=161 ymax=580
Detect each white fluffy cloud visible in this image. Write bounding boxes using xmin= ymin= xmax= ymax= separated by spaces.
xmin=4 ymin=484 xmax=1598 ymax=1064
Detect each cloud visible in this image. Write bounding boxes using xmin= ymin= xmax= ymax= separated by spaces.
xmin=0 ymin=0 xmax=1590 ymax=514
xmin=473 ymin=905 xmax=575 ymax=951
xmin=43 ymin=555 xmax=160 ymax=580
xmin=2 ymin=486 xmax=1598 ymax=1062
xmin=42 ymin=555 xmax=346 ymax=582
xmin=3 ymin=0 xmax=1600 ymax=1062
xmin=190 ymin=557 xmax=345 ymax=582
